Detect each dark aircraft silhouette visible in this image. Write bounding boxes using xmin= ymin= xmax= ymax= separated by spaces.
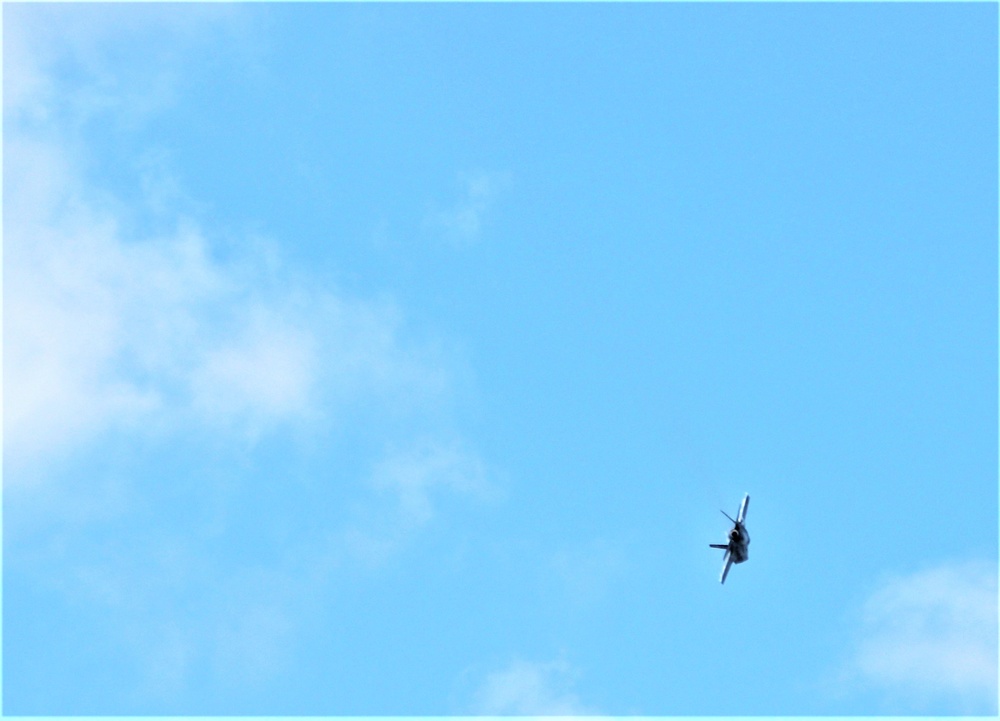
xmin=710 ymin=494 xmax=749 ymax=584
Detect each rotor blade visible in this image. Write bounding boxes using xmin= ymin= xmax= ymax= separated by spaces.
xmin=709 ymin=544 xmax=729 ymax=549
xmin=720 ymin=509 xmax=737 ymax=525
xmin=737 ymin=494 xmax=750 ymax=524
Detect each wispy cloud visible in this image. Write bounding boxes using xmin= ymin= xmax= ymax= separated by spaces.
xmin=3 ymin=8 xmax=283 ymax=471
xmin=848 ymin=559 xmax=998 ymax=714
xmin=427 ymin=170 xmax=511 ymax=246
xmin=468 ymin=657 xmax=596 ymax=715
xmin=4 ymin=7 xmax=497 ymax=710
xmin=550 ymin=538 xmax=628 ymax=608
xmin=4 ymin=138 xmax=315 ymax=469
xmin=342 ymin=438 xmax=500 ymax=567
xmin=188 ymin=306 xmax=319 ymax=434
xmin=4 ymin=127 xmax=456 ymax=474
xmin=4 ymin=3 xmax=250 ymax=131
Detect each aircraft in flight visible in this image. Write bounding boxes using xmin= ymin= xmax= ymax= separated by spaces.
xmin=710 ymin=493 xmax=750 ymax=584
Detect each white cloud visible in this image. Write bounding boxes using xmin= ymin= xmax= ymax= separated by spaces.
xmin=551 ymin=539 xmax=628 ymax=608
xmin=342 ymin=439 xmax=498 ymax=566
xmin=189 ymin=307 xmax=318 ymax=433
xmin=4 ymin=126 xmax=459 ymax=471
xmin=469 ymin=658 xmax=595 ymax=715
xmin=5 ymin=141 xmax=175 ymax=468
xmin=850 ymin=559 xmax=998 ymax=714
xmin=372 ymin=438 xmax=493 ymax=527
xmin=4 ymin=3 xmax=250 ymax=131
xmin=4 ymin=134 xmax=293 ymax=470
xmin=428 ymin=170 xmax=510 ymax=246
xmin=3 ymin=7 xmax=499 ymax=710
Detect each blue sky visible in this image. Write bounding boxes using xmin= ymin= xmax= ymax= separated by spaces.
xmin=3 ymin=2 xmax=997 ymax=716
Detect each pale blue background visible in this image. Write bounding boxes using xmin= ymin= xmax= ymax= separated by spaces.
xmin=4 ymin=3 xmax=997 ymax=716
